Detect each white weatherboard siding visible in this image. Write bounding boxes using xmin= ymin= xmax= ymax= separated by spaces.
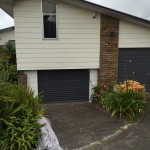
xmin=14 ymin=0 xmax=100 ymax=70
xmin=89 ymin=69 xmax=98 ymax=101
xmin=0 ymin=30 xmax=15 ymax=45
xmin=119 ymin=20 xmax=150 ymax=48
xmin=24 ymin=71 xmax=38 ymax=96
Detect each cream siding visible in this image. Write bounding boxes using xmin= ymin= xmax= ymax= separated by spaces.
xmin=14 ymin=0 xmax=100 ymax=70
xmin=0 ymin=29 xmax=15 ymax=45
xmin=24 ymin=71 xmax=38 ymax=96
xmin=119 ymin=20 xmax=150 ymax=48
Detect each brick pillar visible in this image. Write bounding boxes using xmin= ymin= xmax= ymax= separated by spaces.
xmin=99 ymin=14 xmax=119 ymax=85
xmin=18 ymin=74 xmax=27 ymax=87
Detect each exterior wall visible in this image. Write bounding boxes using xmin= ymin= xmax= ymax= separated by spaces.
xmin=119 ymin=20 xmax=150 ymax=48
xmin=14 ymin=0 xmax=100 ymax=70
xmin=89 ymin=69 xmax=98 ymax=100
xmin=99 ymin=14 xmax=119 ymax=84
xmin=0 ymin=29 xmax=15 ymax=45
xmin=24 ymin=71 xmax=38 ymax=96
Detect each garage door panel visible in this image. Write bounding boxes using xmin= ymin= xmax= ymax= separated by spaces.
xmin=118 ymin=74 xmax=148 ymax=78
xmin=38 ymin=70 xmax=89 ymax=102
xmin=119 ymin=61 xmax=150 ymax=65
xmin=118 ymin=48 xmax=150 ymax=91
xmin=119 ymin=48 xmax=150 ymax=53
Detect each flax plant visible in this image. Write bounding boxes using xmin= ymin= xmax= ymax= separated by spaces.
xmin=0 ymin=83 xmax=44 ymax=150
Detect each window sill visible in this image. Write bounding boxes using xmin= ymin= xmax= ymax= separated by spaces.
xmin=42 ymin=38 xmax=59 ymax=40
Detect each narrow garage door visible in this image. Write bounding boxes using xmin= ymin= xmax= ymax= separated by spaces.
xmin=38 ymin=70 xmax=89 ymax=103
xmin=118 ymin=48 xmax=150 ymax=91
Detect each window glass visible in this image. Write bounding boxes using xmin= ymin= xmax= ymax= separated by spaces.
xmin=42 ymin=0 xmax=56 ymax=13
xmin=42 ymin=0 xmax=57 ymax=38
xmin=43 ymin=15 xmax=56 ymax=38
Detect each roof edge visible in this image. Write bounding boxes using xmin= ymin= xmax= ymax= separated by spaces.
xmin=0 ymin=26 xmax=14 ymax=33
xmin=61 ymin=0 xmax=150 ymax=28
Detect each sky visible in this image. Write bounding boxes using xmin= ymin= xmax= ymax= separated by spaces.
xmin=0 ymin=0 xmax=150 ymax=30
xmin=0 ymin=8 xmax=14 ymax=29
xmin=87 ymin=0 xmax=150 ymax=19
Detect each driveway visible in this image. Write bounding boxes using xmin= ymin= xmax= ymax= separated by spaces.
xmin=45 ymin=102 xmax=126 ymax=150
xmin=45 ymin=99 xmax=150 ymax=150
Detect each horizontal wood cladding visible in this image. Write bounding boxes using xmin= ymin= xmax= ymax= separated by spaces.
xmin=15 ymin=23 xmax=99 ymax=28
xmin=15 ymin=38 xmax=100 ymax=44
xmin=15 ymin=33 xmax=100 ymax=39
xmin=17 ymin=62 xmax=98 ymax=70
xmin=14 ymin=0 xmax=100 ymax=70
xmin=119 ymin=20 xmax=150 ymax=48
xmin=16 ymin=43 xmax=99 ymax=49
xmin=17 ymin=53 xmax=98 ymax=58
xmin=17 ymin=58 xmax=98 ymax=63
xmin=15 ymin=49 xmax=99 ymax=53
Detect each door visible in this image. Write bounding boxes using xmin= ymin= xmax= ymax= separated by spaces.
xmin=38 ymin=69 xmax=89 ymax=103
xmin=118 ymin=48 xmax=150 ymax=91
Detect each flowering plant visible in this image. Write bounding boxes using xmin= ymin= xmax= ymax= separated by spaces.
xmin=92 ymin=83 xmax=108 ymax=101
xmin=91 ymin=80 xmax=146 ymax=122
xmin=114 ymin=80 xmax=145 ymax=93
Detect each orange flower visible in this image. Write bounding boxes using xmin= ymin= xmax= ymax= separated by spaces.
xmin=114 ymin=80 xmax=145 ymax=93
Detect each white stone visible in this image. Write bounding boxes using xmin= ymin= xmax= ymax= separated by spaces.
xmin=38 ymin=117 xmax=63 ymax=150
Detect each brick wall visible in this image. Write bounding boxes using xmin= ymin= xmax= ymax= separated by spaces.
xmin=99 ymin=14 xmax=119 ymax=85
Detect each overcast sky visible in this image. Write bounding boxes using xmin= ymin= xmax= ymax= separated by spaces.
xmin=0 ymin=0 xmax=150 ymax=30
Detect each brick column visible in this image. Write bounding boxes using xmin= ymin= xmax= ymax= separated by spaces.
xmin=18 ymin=74 xmax=27 ymax=87
xmin=99 ymin=14 xmax=119 ymax=85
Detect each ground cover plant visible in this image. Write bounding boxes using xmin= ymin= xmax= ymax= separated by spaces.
xmin=92 ymin=80 xmax=146 ymax=122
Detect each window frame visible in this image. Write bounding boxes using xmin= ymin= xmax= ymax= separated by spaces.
xmin=41 ymin=0 xmax=58 ymax=40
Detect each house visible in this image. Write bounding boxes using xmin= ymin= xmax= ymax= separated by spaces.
xmin=0 ymin=26 xmax=15 ymax=45
xmin=1 ymin=0 xmax=150 ymax=102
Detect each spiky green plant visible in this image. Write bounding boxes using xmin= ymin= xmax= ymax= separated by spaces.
xmin=0 ymin=42 xmax=18 ymax=83
xmin=0 ymin=82 xmax=44 ymax=150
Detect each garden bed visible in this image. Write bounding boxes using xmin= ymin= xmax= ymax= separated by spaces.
xmin=91 ymin=80 xmax=146 ymax=122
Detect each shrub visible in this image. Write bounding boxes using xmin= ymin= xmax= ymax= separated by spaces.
xmin=92 ymin=80 xmax=146 ymax=122
xmin=0 ymin=82 xmax=44 ymax=150
xmin=0 ymin=42 xmax=18 ymax=83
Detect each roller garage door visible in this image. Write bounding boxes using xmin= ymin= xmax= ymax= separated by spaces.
xmin=38 ymin=70 xmax=89 ymax=103
xmin=118 ymin=48 xmax=150 ymax=91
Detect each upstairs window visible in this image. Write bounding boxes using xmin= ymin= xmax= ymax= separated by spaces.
xmin=42 ymin=0 xmax=57 ymax=38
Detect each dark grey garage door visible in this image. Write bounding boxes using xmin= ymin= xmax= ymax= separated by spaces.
xmin=118 ymin=48 xmax=150 ymax=91
xmin=38 ymin=70 xmax=89 ymax=103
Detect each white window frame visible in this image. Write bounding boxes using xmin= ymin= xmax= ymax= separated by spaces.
xmin=42 ymin=0 xmax=58 ymax=40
